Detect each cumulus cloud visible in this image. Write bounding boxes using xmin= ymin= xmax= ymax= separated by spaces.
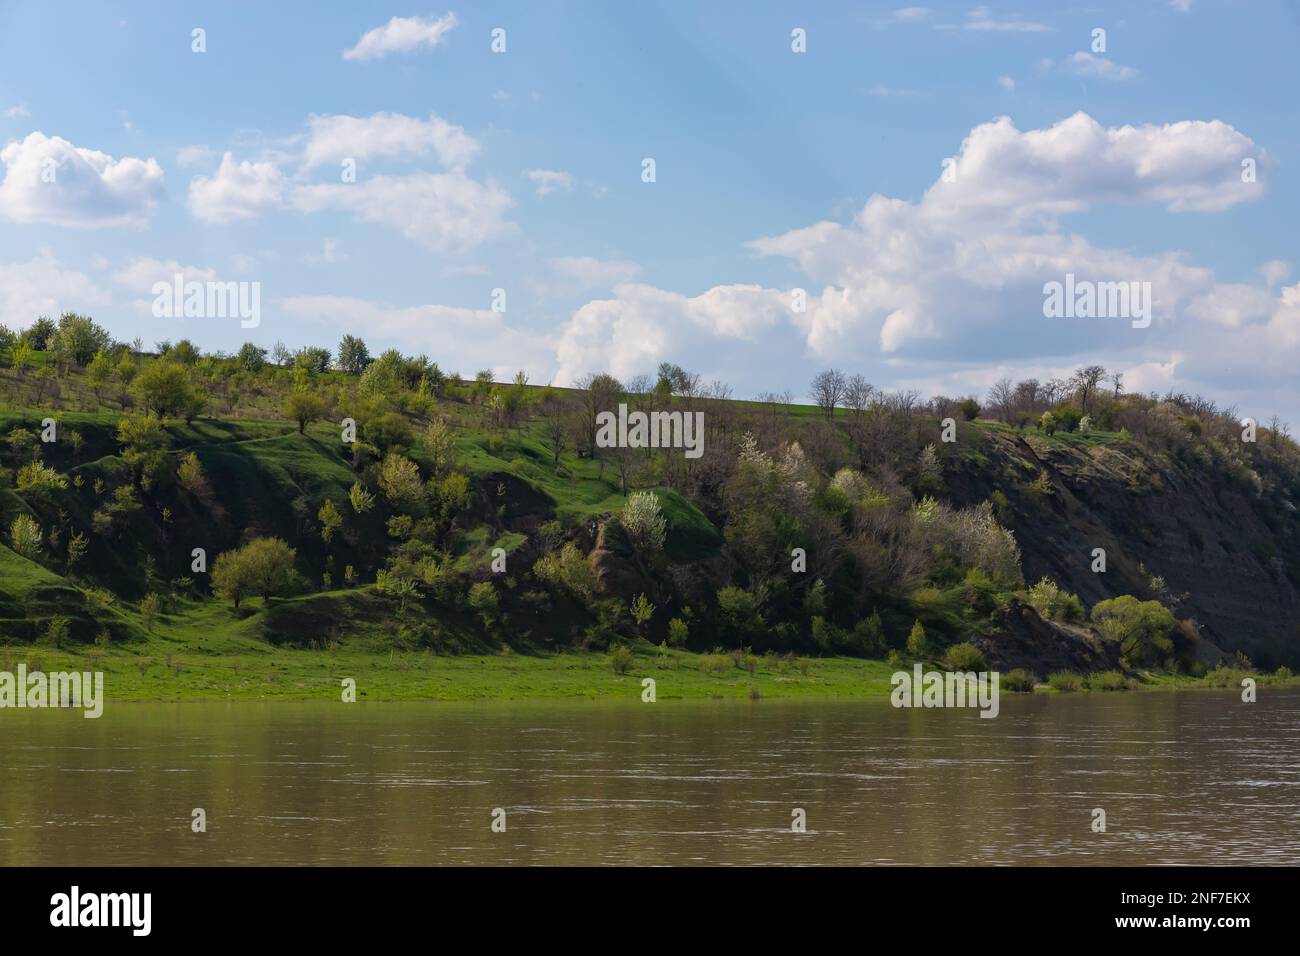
xmin=281 ymin=293 xmax=552 ymax=380
xmin=113 ymin=256 xmax=217 ymax=291
xmin=187 ymin=152 xmax=287 ymax=223
xmin=0 ymin=132 xmax=164 ymax=228
xmin=525 ymin=169 xmax=574 ymax=197
xmin=545 ymin=111 xmax=1294 ymax=419
xmin=303 ymin=112 xmax=478 ymax=170
xmin=0 ymin=249 xmax=111 ymax=322
xmin=291 ymin=171 xmax=515 ymax=255
xmin=343 ymin=13 xmax=458 ymax=61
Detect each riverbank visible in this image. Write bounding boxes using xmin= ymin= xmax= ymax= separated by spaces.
xmin=1 ymin=640 xmax=1293 ymax=702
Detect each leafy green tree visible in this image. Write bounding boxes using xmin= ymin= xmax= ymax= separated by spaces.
xmin=212 ymin=538 xmax=297 ymax=608
xmin=132 ymin=361 xmax=201 ymax=417
xmin=906 ymin=620 xmax=929 ymax=658
xmin=630 ymin=593 xmax=655 ymax=636
xmin=336 ymin=335 xmax=371 ymax=374
xmin=140 ymin=592 xmax=162 ymax=631
xmin=349 ymin=481 xmax=376 ymax=515
xmin=1091 ymin=596 xmax=1177 ymax=666
xmin=86 ymin=349 xmax=113 ymax=404
xmin=318 ymin=499 xmax=342 ymax=543
xmin=283 ymin=388 xmax=325 ymax=434
xmin=26 ymin=316 xmax=56 ymax=350
xmin=10 ymin=514 xmax=42 ymax=558
xmin=52 ymin=313 xmax=111 ymax=366
xmin=378 ymin=453 xmax=425 ymax=514
xmin=468 ymin=581 xmax=500 ymax=630
xmin=236 ymin=342 xmax=267 ymax=372
xmin=622 ymin=491 xmax=667 ymax=553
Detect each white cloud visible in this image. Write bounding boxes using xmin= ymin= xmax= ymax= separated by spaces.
xmin=304 ymin=238 xmax=346 ymax=265
xmin=0 ymin=131 xmax=164 ymax=228
xmin=549 ymin=111 xmax=1296 ymax=420
xmin=281 ymin=293 xmax=552 ymax=380
xmin=525 ymin=169 xmax=574 ymax=198
xmin=1170 ymin=0 xmax=1193 ymax=12
xmin=303 ymin=112 xmax=479 ymax=170
xmin=187 ymin=152 xmax=287 ymax=224
xmin=176 ymin=145 xmax=214 ymax=168
xmin=113 ymin=256 xmax=218 ymax=292
xmin=965 ymin=7 xmax=1050 ymax=32
xmin=291 ymin=171 xmax=515 ymax=255
xmin=1260 ymin=260 xmax=1290 ymax=287
xmin=997 ymin=75 xmax=1016 ymax=91
xmin=0 ymin=250 xmax=111 ymax=324
xmin=1061 ymin=51 xmax=1139 ymax=81
xmin=343 ymin=13 xmax=458 ymax=61
xmin=549 ymin=257 xmax=641 ymax=289
xmin=5 ymin=104 xmax=30 ymax=119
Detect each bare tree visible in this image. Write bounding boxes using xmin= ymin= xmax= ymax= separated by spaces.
xmin=1071 ymin=365 xmax=1108 ymax=415
xmin=810 ymin=369 xmax=847 ymax=420
xmin=987 ymin=378 xmax=1015 ymax=423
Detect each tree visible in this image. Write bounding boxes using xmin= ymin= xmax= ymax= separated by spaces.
xmin=9 ymin=514 xmax=42 ymax=558
xmin=26 ymin=316 xmax=57 ymax=350
xmin=167 ymin=339 xmax=200 ymax=366
xmin=212 ymin=538 xmax=297 ymax=608
xmin=86 ymin=349 xmax=113 ymax=404
xmin=1071 ymin=365 xmax=1107 ymax=415
xmin=958 ymin=398 xmax=981 ymax=421
xmin=132 ymin=361 xmax=202 ymax=417
xmin=140 ymin=592 xmax=162 ymax=631
xmin=630 ymin=593 xmax=655 ymax=636
xmin=283 ymin=388 xmax=325 ymax=434
xmin=294 ymin=346 xmax=331 ymax=375
xmin=336 ymin=335 xmax=371 ymax=373
xmin=114 ymin=353 xmax=138 ymax=405
xmin=810 ymin=369 xmax=847 ymax=420
xmin=987 ymin=378 xmax=1015 ymax=423
xmin=177 ymin=451 xmax=211 ymax=498
xmin=468 ymin=581 xmax=500 ymax=630
xmin=622 ymin=491 xmax=667 ymax=553
xmin=1091 ymin=596 xmax=1176 ymax=666
xmin=378 ymin=453 xmax=426 ymax=513
xmin=318 ymin=499 xmax=342 ymax=543
xmin=270 ymin=341 xmax=292 ymax=367
xmin=348 ymin=481 xmax=376 ymax=515
xmin=51 ymin=313 xmax=111 ymax=367
xmin=906 ymin=620 xmax=929 ymax=658
xmin=236 ymin=342 xmax=267 ymax=372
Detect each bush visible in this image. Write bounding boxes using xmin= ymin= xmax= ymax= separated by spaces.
xmin=1002 ymin=668 xmax=1037 ymax=692
xmin=1088 ymin=670 xmax=1129 ymax=691
xmin=622 ymin=491 xmax=667 ymax=553
xmin=668 ymin=616 xmax=689 ymax=647
xmin=1025 ymin=577 xmax=1084 ymax=622
xmin=1091 ymin=595 xmax=1176 ymax=666
xmin=957 ymin=398 xmax=980 ymax=421
xmin=607 ymin=644 xmax=634 ymax=675
xmin=905 ymin=619 xmax=928 ymax=658
xmin=1047 ymin=670 xmax=1082 ymax=692
xmin=698 ymin=654 xmax=730 ymax=675
xmin=942 ymin=642 xmax=987 ymax=671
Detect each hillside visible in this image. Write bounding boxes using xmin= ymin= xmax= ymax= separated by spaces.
xmin=1 ymin=320 xmax=1299 ymax=694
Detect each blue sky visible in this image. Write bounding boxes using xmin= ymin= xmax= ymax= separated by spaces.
xmin=1 ymin=1 xmax=1298 ymax=419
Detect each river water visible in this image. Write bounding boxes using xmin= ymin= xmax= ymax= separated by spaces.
xmin=2 ymin=688 xmax=1298 ymax=865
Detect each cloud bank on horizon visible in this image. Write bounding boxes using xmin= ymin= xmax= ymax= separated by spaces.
xmin=0 ymin=1 xmax=1296 ymax=420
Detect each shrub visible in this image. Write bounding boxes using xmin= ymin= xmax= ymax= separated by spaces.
xmin=1088 ymin=670 xmax=1129 ymax=691
xmin=467 ymin=581 xmax=499 ymax=630
xmin=212 ymin=537 xmax=298 ymax=609
xmin=698 ymin=654 xmax=730 ymax=675
xmin=622 ymin=491 xmax=667 ymax=553
xmin=1047 ymin=670 xmax=1082 ymax=692
xmin=905 ymin=619 xmax=929 ymax=658
xmin=9 ymin=514 xmax=42 ymax=558
xmin=1025 ymin=577 xmax=1084 ymax=622
xmin=533 ymin=542 xmax=598 ymax=601
xmin=668 ymin=616 xmax=689 ymax=647
xmin=607 ymin=644 xmax=634 ymax=674
xmin=378 ymin=453 xmax=426 ymax=514
xmin=1091 ymin=595 xmax=1176 ymax=666
xmin=957 ymin=398 xmax=980 ymax=421
xmin=942 ymin=642 xmax=987 ymax=671
xmin=1002 ymin=668 xmax=1036 ymax=692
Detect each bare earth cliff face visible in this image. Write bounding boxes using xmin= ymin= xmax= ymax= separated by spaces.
xmin=947 ymin=431 xmax=1300 ymax=668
